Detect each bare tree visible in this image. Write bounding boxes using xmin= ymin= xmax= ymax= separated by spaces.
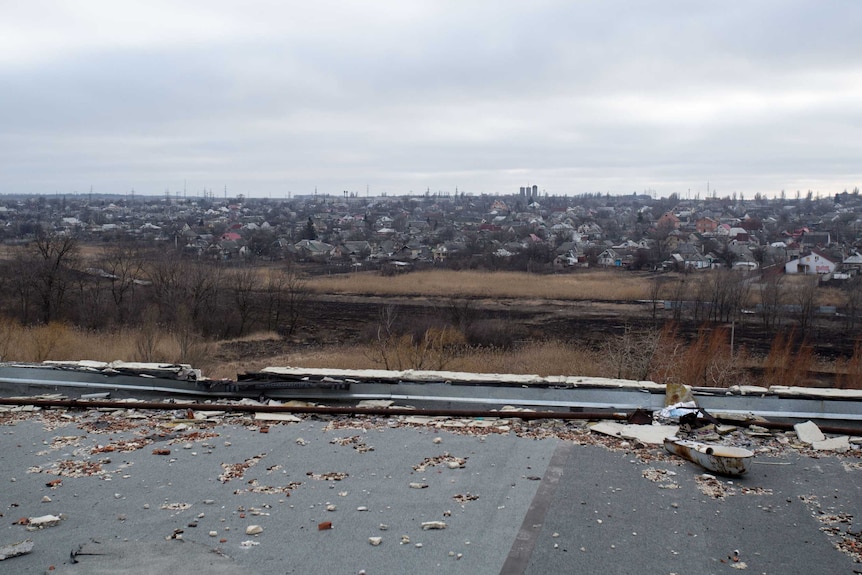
xmin=368 ymin=304 xmax=400 ymax=370
xmin=792 ymin=275 xmax=819 ymax=333
xmin=696 ymin=269 xmax=751 ymax=323
xmin=184 ymin=261 xmax=222 ymax=325
xmin=844 ymin=276 xmax=862 ymax=330
xmin=100 ymin=243 xmax=147 ymax=324
xmin=273 ymin=261 xmax=308 ymax=337
xmin=260 ymin=261 xmax=310 ymax=337
xmin=669 ymin=276 xmax=688 ymax=322
xmin=758 ymin=273 xmax=786 ymax=332
xmin=648 ymin=276 xmax=668 ymax=323
xmin=227 ymin=266 xmax=260 ymax=336
xmin=25 ymin=230 xmax=80 ymax=323
xmin=148 ymin=250 xmax=186 ymax=320
xmin=134 ymin=306 xmax=161 ymax=362
xmin=603 ymin=324 xmax=662 ymax=381
xmin=367 ymin=304 xmax=465 ymax=370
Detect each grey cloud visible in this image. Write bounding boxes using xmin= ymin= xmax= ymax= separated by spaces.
xmin=1 ymin=1 xmax=861 ymax=196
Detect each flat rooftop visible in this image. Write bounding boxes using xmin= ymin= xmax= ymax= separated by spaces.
xmin=1 ymin=404 xmax=861 ymax=574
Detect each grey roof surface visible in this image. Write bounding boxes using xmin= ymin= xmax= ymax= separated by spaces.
xmin=1 ymin=407 xmax=861 ymax=574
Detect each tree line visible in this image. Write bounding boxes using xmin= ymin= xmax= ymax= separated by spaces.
xmin=1 ymin=231 xmax=309 ymax=340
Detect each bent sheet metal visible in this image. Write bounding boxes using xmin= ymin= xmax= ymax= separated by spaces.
xmin=664 ymin=436 xmax=754 ymax=476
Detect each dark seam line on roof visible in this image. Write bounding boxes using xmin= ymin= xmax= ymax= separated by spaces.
xmin=499 ymin=440 xmax=573 ymax=575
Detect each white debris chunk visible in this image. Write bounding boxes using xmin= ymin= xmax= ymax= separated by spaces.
xmin=239 ymin=540 xmax=259 ymax=549
xmin=409 ymin=482 xmax=429 ymax=489
xmin=812 ymin=436 xmax=851 ymax=452
xmin=26 ymin=515 xmax=62 ymax=531
xmin=589 ymin=421 xmax=679 ymax=445
xmin=368 ymin=537 xmax=382 ymax=546
xmin=421 ymin=521 xmax=447 ymax=530
xmin=0 ymin=539 xmax=34 ymax=560
xmin=246 ymin=525 xmax=263 ymax=535
xmin=794 ymin=421 xmax=826 ymax=444
xmin=254 ymin=413 xmax=301 ymax=422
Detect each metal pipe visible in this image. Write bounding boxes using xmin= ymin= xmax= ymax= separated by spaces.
xmin=0 ymin=397 xmax=630 ymax=422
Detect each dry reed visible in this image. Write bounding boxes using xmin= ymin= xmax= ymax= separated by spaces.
xmin=307 ymin=269 xmax=651 ymax=301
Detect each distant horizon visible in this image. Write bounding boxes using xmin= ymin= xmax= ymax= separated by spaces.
xmin=1 ymin=182 xmax=857 ymax=202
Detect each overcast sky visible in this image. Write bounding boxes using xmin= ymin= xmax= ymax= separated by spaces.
xmin=2 ymin=1 xmax=861 ymax=199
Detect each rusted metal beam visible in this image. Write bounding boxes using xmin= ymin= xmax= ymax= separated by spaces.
xmin=0 ymin=397 xmax=630 ymax=421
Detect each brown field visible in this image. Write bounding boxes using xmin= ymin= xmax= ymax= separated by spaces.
xmin=306 ymin=269 xmax=653 ymax=301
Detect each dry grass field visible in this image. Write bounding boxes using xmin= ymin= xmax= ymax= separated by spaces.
xmin=0 ymin=258 xmax=856 ymax=387
xmin=307 ymin=269 xmax=653 ymax=301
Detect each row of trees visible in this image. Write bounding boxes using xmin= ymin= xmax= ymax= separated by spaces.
xmin=654 ymin=269 xmax=862 ymax=335
xmin=1 ymin=231 xmax=309 ymax=339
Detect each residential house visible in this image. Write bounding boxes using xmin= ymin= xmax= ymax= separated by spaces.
xmin=597 ymin=248 xmax=623 ymax=267
xmin=784 ymin=251 xmax=838 ymax=275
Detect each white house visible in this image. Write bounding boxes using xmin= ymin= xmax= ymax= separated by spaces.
xmin=784 ymin=251 xmax=837 ymax=275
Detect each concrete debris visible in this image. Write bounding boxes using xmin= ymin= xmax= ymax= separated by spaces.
xmin=254 ymin=412 xmax=301 ymax=423
xmin=412 ymin=453 xmax=467 ymax=472
xmin=368 ymin=537 xmax=382 ymax=546
xmin=421 ymin=521 xmax=447 ymax=530
xmin=664 ymin=382 xmax=694 ymax=406
xmin=160 ymin=503 xmax=191 ymax=511
xmin=589 ymin=421 xmax=679 ymax=445
xmin=453 ymin=493 xmax=479 ymax=503
xmin=641 ymin=467 xmax=678 ymax=488
xmin=245 ymin=525 xmax=263 ymax=535
xmin=219 ymin=455 xmax=265 ymax=483
xmin=402 ymin=416 xmax=447 ymax=426
xmin=307 ymin=471 xmax=348 ymax=481
xmin=25 ymin=515 xmax=62 ymax=530
xmin=812 ymin=436 xmax=851 ymax=452
xmin=794 ymin=421 xmax=826 ymax=444
xmin=0 ymin=539 xmax=33 ymax=561
xmin=694 ymin=474 xmax=735 ymax=500
xmin=409 ymin=482 xmax=429 ymax=489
